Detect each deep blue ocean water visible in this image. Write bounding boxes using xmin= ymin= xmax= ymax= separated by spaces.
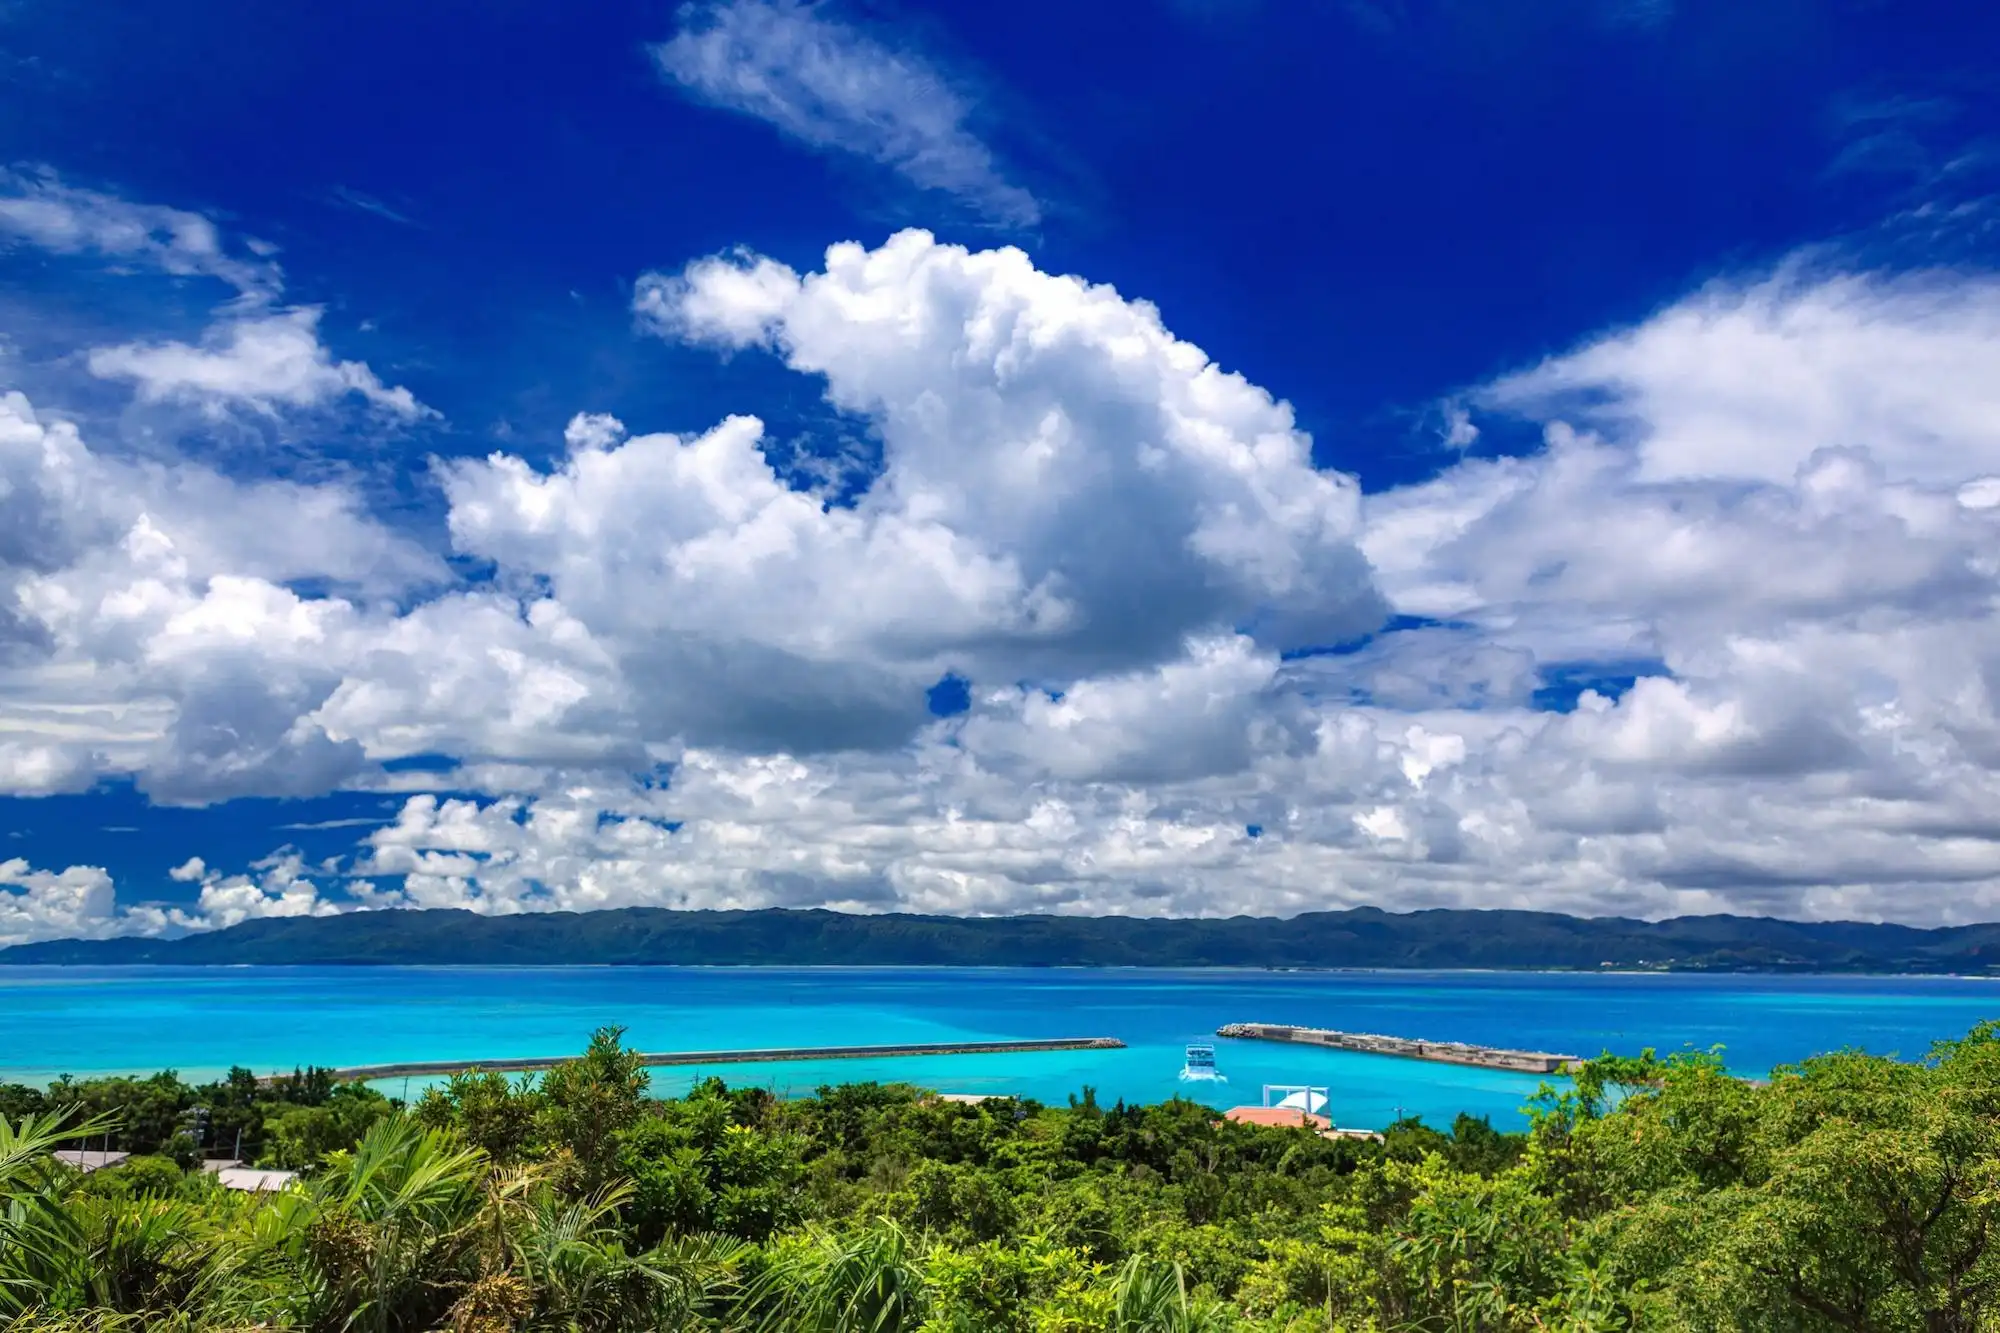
xmin=3 ymin=967 xmax=1995 ymax=1131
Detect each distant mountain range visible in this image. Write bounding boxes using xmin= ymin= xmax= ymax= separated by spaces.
xmin=5 ymin=906 xmax=2000 ymax=972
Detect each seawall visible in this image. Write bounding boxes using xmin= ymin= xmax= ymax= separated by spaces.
xmin=330 ymin=1036 xmax=1126 ymax=1082
xmin=1217 ymin=1023 xmax=1578 ymax=1075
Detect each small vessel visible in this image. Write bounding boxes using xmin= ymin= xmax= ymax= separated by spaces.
xmin=1179 ymin=1042 xmax=1227 ymax=1083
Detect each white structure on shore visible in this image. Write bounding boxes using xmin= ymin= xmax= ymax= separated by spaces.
xmin=1266 ymin=1085 xmax=1329 ymax=1116
xmin=52 ymin=1150 xmax=128 ymax=1173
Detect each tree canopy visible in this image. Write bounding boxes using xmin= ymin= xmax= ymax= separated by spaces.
xmin=3 ymin=1021 xmax=1998 ymax=1330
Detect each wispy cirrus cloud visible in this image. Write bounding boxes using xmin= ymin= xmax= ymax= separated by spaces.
xmin=652 ymin=0 xmax=1041 ymax=227
xmin=0 ymin=170 xmax=436 ymax=421
xmin=327 ymin=185 xmax=422 ymax=229
xmin=0 ymin=167 xmax=281 ymax=299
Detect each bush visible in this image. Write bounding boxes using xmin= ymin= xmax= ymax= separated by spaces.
xmin=8 ymin=1022 xmax=2000 ymax=1331
xmin=69 ymin=1153 xmax=184 ymax=1201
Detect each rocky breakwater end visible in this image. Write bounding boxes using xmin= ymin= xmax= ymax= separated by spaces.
xmin=1217 ymin=1023 xmax=1579 ymax=1075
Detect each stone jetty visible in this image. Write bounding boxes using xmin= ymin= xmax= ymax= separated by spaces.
xmin=329 ymin=1036 xmax=1125 ymax=1083
xmin=1216 ymin=1023 xmax=1578 ymax=1075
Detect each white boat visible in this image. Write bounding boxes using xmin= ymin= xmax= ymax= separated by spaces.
xmin=1179 ymin=1042 xmax=1227 ymax=1082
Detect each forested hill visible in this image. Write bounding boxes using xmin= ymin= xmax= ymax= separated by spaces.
xmin=6 ymin=905 xmax=2000 ymax=971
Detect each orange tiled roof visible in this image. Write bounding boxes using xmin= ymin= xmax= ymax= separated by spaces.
xmin=1224 ymin=1106 xmax=1331 ymax=1129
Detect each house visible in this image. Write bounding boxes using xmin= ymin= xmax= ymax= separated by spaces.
xmin=1224 ymin=1106 xmax=1330 ymax=1130
xmin=212 ymin=1167 xmax=298 ymax=1193
xmin=52 ymin=1150 xmax=129 ymax=1173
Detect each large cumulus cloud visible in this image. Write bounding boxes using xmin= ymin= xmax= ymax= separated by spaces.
xmin=10 ymin=219 xmax=2000 ymax=937
xmin=324 ymin=232 xmax=1387 ymax=761
xmin=0 ymin=390 xmax=444 ymax=801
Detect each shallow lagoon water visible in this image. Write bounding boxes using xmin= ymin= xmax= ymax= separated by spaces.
xmin=2 ymin=966 xmax=1994 ymax=1130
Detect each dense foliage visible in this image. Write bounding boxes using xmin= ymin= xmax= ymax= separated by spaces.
xmin=0 ymin=1066 xmax=392 ymax=1174
xmin=8 ymin=905 xmax=2000 ymax=972
xmin=4 ymin=1022 xmax=1999 ymax=1330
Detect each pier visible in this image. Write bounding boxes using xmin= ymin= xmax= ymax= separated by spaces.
xmin=1216 ymin=1023 xmax=1578 ymax=1075
xmin=329 ymin=1036 xmax=1125 ymax=1083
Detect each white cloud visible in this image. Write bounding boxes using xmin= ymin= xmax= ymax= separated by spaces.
xmin=0 ymin=741 xmax=103 ymax=796
xmin=345 ymin=254 xmax=2000 ymax=927
xmin=0 ymin=169 xmax=430 ymax=422
xmin=1362 ymin=426 xmax=2000 ymax=653
xmin=328 ymin=186 xmax=420 ymax=229
xmin=88 ymin=307 xmax=433 ymax=419
xmin=345 ymin=778 xmax=1284 ymax=920
xmin=0 ymin=851 xmax=340 ymax=947
xmin=13 ymin=236 xmax=2000 ymax=939
xmin=1325 ymin=262 xmax=2000 ymax=920
xmin=652 ymin=0 xmax=1040 ymax=226
xmin=958 ymin=635 xmax=1286 ymax=784
xmin=0 ymin=857 xmax=120 ymax=947
xmin=176 ymin=850 xmax=338 ymax=929
xmin=1479 ymin=268 xmax=2000 ymax=486
xmin=639 ymin=250 xmax=801 ymax=345
xmin=633 ymin=231 xmax=1382 ymax=657
xmin=361 ymin=230 xmax=1383 ymax=760
xmin=313 ymin=590 xmax=639 ymax=768
xmin=0 ymin=389 xmax=441 ymax=600
xmin=0 ymin=388 xmax=443 ymax=802
xmin=0 ymin=167 xmax=281 ymax=299
xmin=0 ymin=226 xmax=1385 ymax=807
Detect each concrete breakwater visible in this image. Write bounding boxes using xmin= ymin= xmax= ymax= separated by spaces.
xmin=1217 ymin=1023 xmax=1578 ymax=1075
xmin=330 ymin=1037 xmax=1126 ymax=1083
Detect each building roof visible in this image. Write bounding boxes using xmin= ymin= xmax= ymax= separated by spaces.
xmin=52 ymin=1149 xmax=129 ymax=1173
xmin=213 ymin=1168 xmax=298 ymax=1193
xmin=1322 ymin=1126 xmax=1385 ymax=1143
xmin=1224 ymin=1106 xmax=1331 ymax=1130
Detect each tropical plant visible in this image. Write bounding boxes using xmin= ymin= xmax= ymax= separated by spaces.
xmin=287 ymin=1113 xmax=495 ymax=1332
xmin=0 ymin=1108 xmax=119 ymax=1321
xmin=504 ymin=1181 xmax=745 ymax=1330
xmin=1108 ymin=1254 xmax=1232 ymax=1333
xmin=2 ymin=1022 xmax=1998 ymax=1331
xmin=750 ymin=1219 xmax=931 ymax=1333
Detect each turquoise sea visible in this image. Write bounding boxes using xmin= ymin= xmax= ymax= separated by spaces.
xmin=2 ymin=967 xmax=1995 ymax=1131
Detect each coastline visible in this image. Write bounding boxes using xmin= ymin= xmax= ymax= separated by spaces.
xmin=5 ymin=960 xmax=1999 ymax=980
xmin=10 ymin=906 xmax=1999 ymax=977
xmin=6 ymin=966 xmax=1989 ymax=1114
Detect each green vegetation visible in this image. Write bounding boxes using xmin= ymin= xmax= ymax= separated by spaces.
xmin=9 ymin=904 xmax=2000 ymax=972
xmin=0 ymin=1066 xmax=395 ymax=1172
xmin=4 ymin=1022 xmax=1999 ymax=1330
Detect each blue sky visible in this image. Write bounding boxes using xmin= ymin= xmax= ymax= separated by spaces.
xmin=2 ymin=0 xmax=1999 ymax=940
